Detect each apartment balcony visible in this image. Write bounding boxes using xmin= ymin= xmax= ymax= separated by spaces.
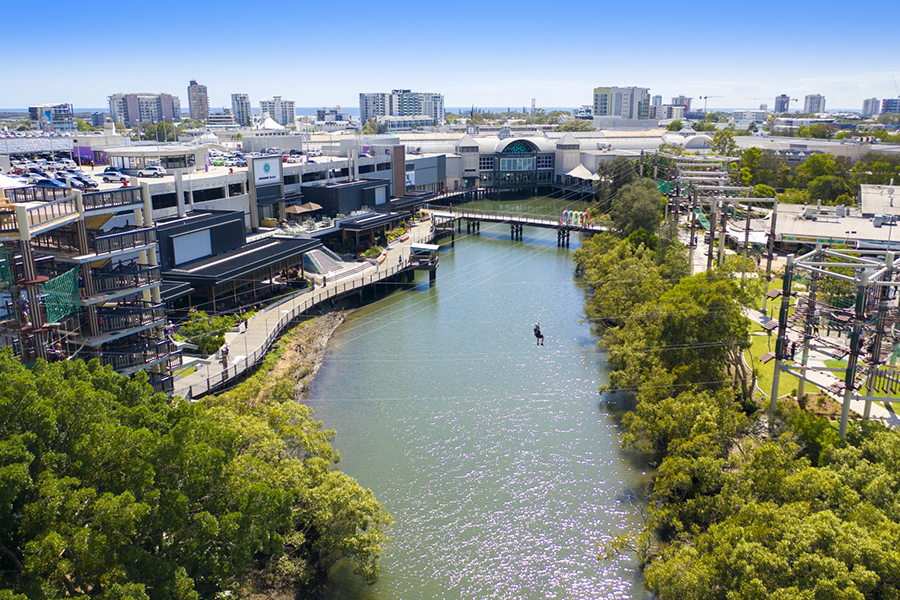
xmin=28 ymin=226 xmax=157 ymax=261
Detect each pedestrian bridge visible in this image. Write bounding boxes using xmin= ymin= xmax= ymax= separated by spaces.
xmin=425 ymin=205 xmax=606 ymax=233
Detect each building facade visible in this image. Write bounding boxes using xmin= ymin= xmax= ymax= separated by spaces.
xmin=259 ymin=96 xmax=295 ymax=126
xmin=650 ymin=105 xmax=685 ymax=120
xmin=358 ymin=90 xmax=444 ymax=125
xmin=862 ymin=98 xmax=880 ymax=117
xmin=108 ymin=93 xmax=181 ymax=127
xmin=804 ymin=94 xmax=825 ymax=114
xmin=883 ymin=99 xmax=900 ymax=115
xmin=775 ymin=94 xmax=790 ymax=114
xmin=187 ymin=80 xmax=209 ymax=122
xmin=651 ymin=95 xmax=662 ymax=106
xmin=28 ymin=103 xmax=76 ymax=132
xmin=592 ymin=87 xmax=650 ymax=120
xmin=671 ymin=95 xmax=692 ymax=112
xmin=231 ymin=93 xmax=251 ymax=126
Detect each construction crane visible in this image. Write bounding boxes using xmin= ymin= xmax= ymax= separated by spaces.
xmin=699 ymin=95 xmax=723 ymax=112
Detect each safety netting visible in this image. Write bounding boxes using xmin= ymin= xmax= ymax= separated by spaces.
xmin=40 ymin=267 xmax=80 ymax=324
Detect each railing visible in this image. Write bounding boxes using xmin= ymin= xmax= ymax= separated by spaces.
xmin=178 ymin=224 xmax=435 ymax=399
xmin=151 ymin=374 xmax=174 ymax=395
xmin=26 ymin=196 xmax=78 ymax=230
xmin=99 ymin=339 xmax=176 ymax=371
xmin=8 ymin=187 xmax=72 ymax=203
xmin=0 ymin=210 xmax=18 ymax=235
xmin=423 ymin=204 xmax=604 ymax=231
xmin=92 ymin=227 xmax=156 ymax=255
xmin=96 ymin=303 xmax=165 ymax=333
xmin=82 ymin=188 xmax=143 ymax=212
xmin=92 ymin=264 xmax=161 ymax=294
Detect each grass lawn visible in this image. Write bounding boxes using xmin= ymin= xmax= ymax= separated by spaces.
xmin=745 ymin=321 xmax=820 ymax=399
xmin=174 ymin=365 xmax=197 ymax=379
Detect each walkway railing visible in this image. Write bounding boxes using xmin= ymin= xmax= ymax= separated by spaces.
xmin=423 ymin=204 xmax=605 ymax=232
xmin=176 ymin=223 xmax=434 ymax=400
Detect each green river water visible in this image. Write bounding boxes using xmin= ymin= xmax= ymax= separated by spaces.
xmin=308 ymin=198 xmax=652 ymax=599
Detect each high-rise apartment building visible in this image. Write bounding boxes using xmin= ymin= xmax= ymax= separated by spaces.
xmin=259 ymin=96 xmax=295 ymax=126
xmin=231 ymin=93 xmax=251 ymax=126
xmin=28 ymin=103 xmax=76 ymax=132
xmin=883 ymin=99 xmax=900 ymax=114
xmin=592 ymin=86 xmax=651 ymax=120
xmin=108 ymin=93 xmax=181 ymax=127
xmin=862 ymin=98 xmax=880 ymax=117
xmin=651 ymin=95 xmax=662 ymax=106
xmin=187 ymin=79 xmax=209 ymax=122
xmin=774 ymin=94 xmax=791 ymax=114
xmin=358 ymin=89 xmax=445 ymax=124
xmin=804 ymin=94 xmax=825 ymax=114
xmin=671 ymin=95 xmax=692 ymax=112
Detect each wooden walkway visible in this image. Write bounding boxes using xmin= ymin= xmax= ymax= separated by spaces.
xmin=425 ymin=205 xmax=606 ymax=234
xmin=173 ymin=220 xmax=435 ymax=399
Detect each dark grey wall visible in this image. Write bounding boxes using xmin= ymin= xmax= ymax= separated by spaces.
xmin=156 ymin=211 xmax=246 ymax=270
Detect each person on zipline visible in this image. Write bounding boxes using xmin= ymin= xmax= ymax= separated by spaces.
xmin=533 ymin=323 xmax=544 ymax=346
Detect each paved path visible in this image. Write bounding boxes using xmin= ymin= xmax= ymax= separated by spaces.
xmin=173 ymin=219 xmax=435 ymax=399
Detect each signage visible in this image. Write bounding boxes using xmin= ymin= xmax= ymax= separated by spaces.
xmin=252 ymin=156 xmax=283 ymax=187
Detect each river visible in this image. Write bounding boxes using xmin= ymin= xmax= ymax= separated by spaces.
xmin=307 ymin=199 xmax=652 ymax=599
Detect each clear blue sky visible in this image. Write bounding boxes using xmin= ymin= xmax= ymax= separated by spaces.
xmin=4 ymin=0 xmax=897 ymax=112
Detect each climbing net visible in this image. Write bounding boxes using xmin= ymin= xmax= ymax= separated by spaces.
xmin=40 ymin=268 xmax=80 ymax=324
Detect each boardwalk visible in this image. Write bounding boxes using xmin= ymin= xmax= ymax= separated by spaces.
xmin=425 ymin=205 xmax=606 ymax=233
xmin=173 ymin=220 xmax=435 ymax=399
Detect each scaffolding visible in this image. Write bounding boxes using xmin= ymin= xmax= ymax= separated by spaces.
xmin=771 ymin=246 xmax=900 ymax=438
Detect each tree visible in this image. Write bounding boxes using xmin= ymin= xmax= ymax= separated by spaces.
xmin=753 ymin=184 xmax=776 ymax=198
xmin=557 ymin=119 xmax=594 ymax=132
xmin=610 ymin=179 xmax=666 ymax=237
xmin=75 ymin=118 xmax=91 ymax=132
xmin=795 ymin=153 xmax=837 ymax=185
xmin=594 ymin=157 xmax=637 ymax=208
xmin=709 ymin=130 xmax=738 ymax=156
xmin=666 ymin=120 xmax=684 ymax=132
xmin=809 ymin=123 xmax=831 ymax=139
xmin=0 ymin=347 xmax=391 ymax=598
xmin=806 ymin=175 xmax=852 ymax=204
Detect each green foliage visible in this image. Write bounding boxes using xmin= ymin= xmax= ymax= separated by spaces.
xmin=709 ymin=129 xmax=738 ymax=156
xmin=557 ymin=119 xmax=594 ymax=132
xmin=594 ymin=157 xmax=637 ymax=208
xmin=609 ymin=179 xmax=666 ymax=237
xmin=178 ymin=310 xmax=253 ymax=355
xmin=0 ymin=344 xmax=390 ymax=598
xmin=362 ymin=245 xmax=384 ymax=258
xmin=666 ymin=120 xmax=684 ymax=132
xmin=753 ymin=183 xmax=776 ymax=198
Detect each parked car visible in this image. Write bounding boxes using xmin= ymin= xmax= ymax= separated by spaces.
xmin=137 ymin=166 xmax=167 ymax=178
xmin=101 ymin=171 xmax=131 ymax=183
xmin=72 ymin=175 xmax=98 ymax=188
xmin=34 ymin=178 xmax=67 ymax=188
xmin=54 ymin=175 xmax=85 ymax=188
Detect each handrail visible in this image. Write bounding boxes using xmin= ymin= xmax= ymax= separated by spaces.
xmin=179 ymin=225 xmax=435 ymax=399
xmin=82 ymin=188 xmax=143 ymax=211
xmin=92 ymin=264 xmax=161 ymax=293
xmin=423 ymin=204 xmax=605 ymax=231
xmin=92 ymin=227 xmax=156 ymax=255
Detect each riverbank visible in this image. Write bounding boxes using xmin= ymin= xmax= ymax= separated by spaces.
xmin=217 ymin=310 xmax=350 ymax=405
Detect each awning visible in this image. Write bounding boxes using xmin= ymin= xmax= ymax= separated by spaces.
xmin=285 ymin=202 xmax=323 ymax=214
xmin=566 ymin=164 xmax=599 ymax=181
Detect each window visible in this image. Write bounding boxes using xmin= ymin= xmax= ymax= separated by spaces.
xmin=459 ymin=146 xmax=478 ymax=153
xmin=284 ymin=174 xmax=299 ymax=184
xmin=479 ymin=156 xmax=494 ymax=170
xmin=228 ymin=183 xmax=244 ymax=196
xmin=151 ymin=192 xmax=177 ymax=210
xmin=536 ymin=155 xmax=553 ymax=169
xmin=499 ymin=157 xmax=535 ymax=171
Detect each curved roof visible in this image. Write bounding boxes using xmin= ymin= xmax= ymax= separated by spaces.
xmin=662 ymin=132 xmax=712 ymax=149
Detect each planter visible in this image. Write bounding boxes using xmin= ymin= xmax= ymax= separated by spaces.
xmin=400 ymin=233 xmax=410 ymax=242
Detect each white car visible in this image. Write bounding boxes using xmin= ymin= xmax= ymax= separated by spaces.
xmin=138 ymin=166 xmax=167 ymax=178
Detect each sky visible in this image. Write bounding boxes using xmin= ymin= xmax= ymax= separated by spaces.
xmin=3 ymin=0 xmax=898 ymax=112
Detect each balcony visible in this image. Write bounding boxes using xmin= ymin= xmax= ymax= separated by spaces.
xmin=81 ymin=188 xmax=143 ymax=213
xmin=96 ymin=302 xmax=165 ymax=334
xmin=92 ymin=227 xmax=156 ymax=255
xmin=98 ymin=338 xmax=177 ymax=372
xmin=91 ymin=264 xmax=161 ymax=295
xmin=150 ymin=373 xmax=174 ymax=395
xmin=0 ymin=195 xmax=79 ymax=239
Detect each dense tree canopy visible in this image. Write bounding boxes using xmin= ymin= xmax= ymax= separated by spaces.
xmin=609 ymin=179 xmax=667 ymax=237
xmin=0 ymin=347 xmax=390 ymax=599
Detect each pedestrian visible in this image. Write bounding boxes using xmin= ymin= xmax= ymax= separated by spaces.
xmin=790 ymin=341 xmax=798 ymax=361
xmin=812 ymin=307 xmax=821 ymax=336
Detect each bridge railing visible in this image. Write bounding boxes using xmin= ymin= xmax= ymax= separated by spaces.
xmin=423 ymin=204 xmax=604 ymax=230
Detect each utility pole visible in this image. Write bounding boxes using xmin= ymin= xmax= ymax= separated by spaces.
xmin=797 ymin=246 xmax=821 ymax=400
xmin=771 ymin=254 xmax=795 ymax=421
xmin=707 ymin=199 xmax=717 ymax=271
xmin=840 ymin=271 xmax=869 ymax=439
xmin=717 ymin=200 xmax=728 ymax=267
xmin=864 ymin=253 xmax=892 ymax=419
xmin=762 ymin=198 xmax=779 ymax=315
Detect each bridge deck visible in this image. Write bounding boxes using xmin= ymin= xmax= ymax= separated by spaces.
xmin=427 ymin=206 xmax=605 ymax=233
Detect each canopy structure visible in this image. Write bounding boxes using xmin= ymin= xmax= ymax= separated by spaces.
xmin=285 ymin=202 xmax=323 ymax=214
xmin=566 ymin=164 xmax=599 ymax=181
